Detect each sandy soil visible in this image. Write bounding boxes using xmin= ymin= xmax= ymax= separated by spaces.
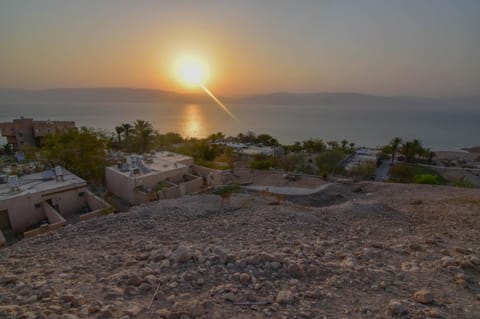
xmin=231 ymin=168 xmax=328 ymax=189
xmin=434 ymin=151 xmax=480 ymax=164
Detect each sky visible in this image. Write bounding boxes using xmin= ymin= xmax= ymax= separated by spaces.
xmin=0 ymin=0 xmax=479 ymax=97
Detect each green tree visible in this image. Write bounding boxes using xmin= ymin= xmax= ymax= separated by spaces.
xmin=285 ymin=141 xmax=303 ymax=153
xmin=2 ymin=144 xmax=13 ymax=155
xmin=257 ymin=133 xmax=279 ymax=146
xmin=206 ymin=132 xmax=225 ymax=142
xmin=41 ymin=128 xmax=108 ymax=184
xmin=133 ymin=120 xmax=156 ymax=153
xmin=114 ymin=126 xmax=124 ymax=146
xmin=326 ymin=141 xmax=339 ymax=150
xmin=302 ymin=139 xmax=326 ymax=153
xmin=156 ymin=132 xmax=184 ymax=148
xmin=401 ymin=141 xmax=414 ymax=162
xmin=121 ymin=123 xmax=133 ymax=141
xmin=411 ymin=139 xmax=423 ymax=161
xmin=341 ymin=139 xmax=348 ymax=151
xmin=426 ymin=149 xmax=436 ymax=165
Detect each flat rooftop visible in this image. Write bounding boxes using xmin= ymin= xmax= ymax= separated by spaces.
xmin=154 ymin=151 xmax=192 ymax=164
xmin=238 ymin=146 xmax=274 ymax=156
xmin=145 ymin=158 xmax=187 ymax=173
xmin=108 ymin=152 xmax=190 ymax=177
xmin=0 ymin=168 xmax=86 ymax=201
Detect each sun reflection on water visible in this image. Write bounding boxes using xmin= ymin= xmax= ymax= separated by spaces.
xmin=182 ymin=104 xmax=204 ymax=138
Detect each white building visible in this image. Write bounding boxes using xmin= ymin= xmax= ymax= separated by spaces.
xmin=105 ymin=151 xmax=203 ymax=205
xmin=0 ymin=167 xmax=111 ymax=246
xmin=345 ymin=148 xmax=381 ymax=170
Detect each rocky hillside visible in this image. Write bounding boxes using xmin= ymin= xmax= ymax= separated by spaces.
xmin=1 ymin=182 xmax=479 ymax=319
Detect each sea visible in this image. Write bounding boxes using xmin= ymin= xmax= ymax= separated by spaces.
xmin=0 ymin=102 xmax=479 ymax=150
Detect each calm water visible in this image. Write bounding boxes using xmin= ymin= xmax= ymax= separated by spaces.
xmin=0 ymin=102 xmax=479 ymax=150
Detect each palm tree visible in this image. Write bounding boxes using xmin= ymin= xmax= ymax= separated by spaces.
xmin=341 ymin=139 xmax=348 ymax=151
xmin=349 ymin=142 xmax=355 ymax=151
xmin=389 ymin=137 xmax=402 ymax=164
xmin=327 ymin=141 xmax=339 ymax=150
xmin=114 ymin=126 xmax=124 ymax=146
xmin=236 ymin=132 xmax=246 ymax=143
xmin=121 ymin=123 xmax=133 ymax=141
xmin=411 ymin=139 xmax=423 ymax=161
xmin=401 ymin=141 xmax=413 ymax=162
xmin=423 ymin=148 xmax=436 ymax=165
xmin=133 ymin=120 xmax=155 ymax=153
xmin=207 ymin=132 xmax=225 ymax=142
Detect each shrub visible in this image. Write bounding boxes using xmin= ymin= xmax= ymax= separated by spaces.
xmin=389 ymin=163 xmax=414 ymax=182
xmin=196 ymin=159 xmax=232 ymax=170
xmin=452 ymin=178 xmax=475 ymax=188
xmin=390 ymin=163 xmax=446 ymax=185
xmin=316 ymin=149 xmax=345 ymax=175
xmin=214 ymin=184 xmax=240 ymax=196
xmin=250 ymin=159 xmax=273 ymax=170
xmin=347 ymin=162 xmax=376 ymax=178
xmin=412 ymin=174 xmax=439 ymax=185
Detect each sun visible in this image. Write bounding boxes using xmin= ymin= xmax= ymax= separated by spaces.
xmin=174 ymin=55 xmax=209 ymax=87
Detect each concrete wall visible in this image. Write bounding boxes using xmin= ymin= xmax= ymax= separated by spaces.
xmin=43 ymin=202 xmax=65 ymax=224
xmin=0 ymin=194 xmax=46 ymax=232
xmin=0 ymin=184 xmax=87 ymax=232
xmin=177 ymin=158 xmax=194 ymax=166
xmin=23 ymin=202 xmax=66 ymax=238
xmin=105 ymin=165 xmax=189 ymax=205
xmin=43 ymin=186 xmax=87 ymax=218
xmin=0 ymin=230 xmax=6 ymax=248
xmin=79 ymin=210 xmax=103 ymax=221
xmin=183 ymin=175 xmax=203 ymax=194
xmin=85 ymin=190 xmax=107 ymax=211
xmin=193 ymin=165 xmax=230 ymax=187
xmin=105 ymin=167 xmax=137 ymax=204
xmin=80 ymin=192 xmax=111 ymax=222
xmin=157 ymin=182 xmax=180 ymax=200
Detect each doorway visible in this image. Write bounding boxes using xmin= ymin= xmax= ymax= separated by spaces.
xmin=0 ymin=210 xmax=11 ymax=231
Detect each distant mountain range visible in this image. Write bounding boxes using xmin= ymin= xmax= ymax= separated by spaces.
xmin=0 ymin=88 xmax=479 ymax=106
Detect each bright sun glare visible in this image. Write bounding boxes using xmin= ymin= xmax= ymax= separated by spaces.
xmin=175 ymin=55 xmax=209 ymax=87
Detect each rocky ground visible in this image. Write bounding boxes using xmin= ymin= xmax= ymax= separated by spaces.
xmin=1 ymin=182 xmax=480 ymax=319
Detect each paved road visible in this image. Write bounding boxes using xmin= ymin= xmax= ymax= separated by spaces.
xmin=375 ymin=160 xmax=391 ymax=181
xmin=242 ymin=183 xmax=333 ymax=196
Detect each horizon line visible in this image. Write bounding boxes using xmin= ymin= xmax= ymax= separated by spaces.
xmin=1 ymin=87 xmax=479 ymax=100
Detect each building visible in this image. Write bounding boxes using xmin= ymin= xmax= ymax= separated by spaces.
xmin=0 ymin=117 xmax=76 ymax=151
xmin=105 ymin=151 xmax=204 ymax=205
xmin=0 ymin=166 xmax=111 ymax=246
xmin=215 ymin=142 xmax=282 ymax=160
xmin=344 ymin=148 xmax=382 ymax=170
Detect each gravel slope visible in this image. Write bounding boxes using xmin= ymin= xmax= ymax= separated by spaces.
xmin=0 ymin=182 xmax=479 ymax=319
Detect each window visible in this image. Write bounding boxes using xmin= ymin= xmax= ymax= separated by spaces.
xmin=78 ymin=192 xmax=85 ymax=197
xmin=34 ymin=203 xmax=42 ymax=208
